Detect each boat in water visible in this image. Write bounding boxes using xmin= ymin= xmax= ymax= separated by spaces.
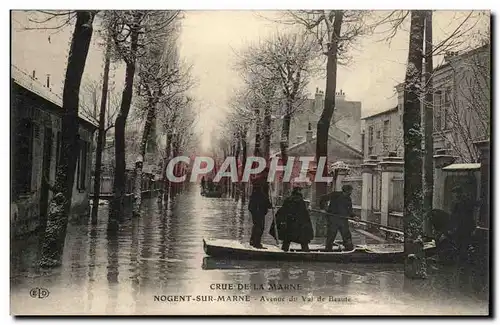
xmin=203 ymin=238 xmax=436 ymax=263
xmin=201 ymin=190 xmax=223 ymax=198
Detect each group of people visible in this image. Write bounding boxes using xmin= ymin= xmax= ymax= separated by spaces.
xmin=247 ymin=167 xmax=356 ymax=252
xmin=247 ymin=168 xmax=480 ymax=260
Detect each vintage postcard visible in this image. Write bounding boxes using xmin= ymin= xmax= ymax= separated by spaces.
xmin=10 ymin=9 xmax=490 ymax=316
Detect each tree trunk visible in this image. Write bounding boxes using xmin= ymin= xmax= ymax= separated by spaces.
xmin=241 ymin=130 xmax=248 ymax=204
xmin=111 ymin=20 xmax=140 ymax=219
xmin=231 ymin=142 xmax=237 ymax=199
xmin=253 ymin=108 xmax=262 ymax=157
xmin=234 ymin=137 xmax=241 ymax=201
xmin=170 ymin=134 xmax=179 ymax=197
xmin=423 ymin=10 xmax=434 ymax=238
xmin=262 ymin=101 xmax=272 ymax=161
xmin=162 ymin=130 xmax=172 ymax=202
xmin=314 ymin=11 xmax=343 ymax=206
xmin=91 ymin=36 xmax=111 ymax=224
xmin=403 ymin=10 xmax=427 ymax=279
xmin=280 ymin=108 xmax=292 ymax=194
xmin=132 ymin=97 xmax=157 ymax=216
xmin=39 ymin=11 xmax=95 ymax=268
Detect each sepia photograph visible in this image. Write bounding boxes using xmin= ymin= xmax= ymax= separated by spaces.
xmin=9 ymin=7 xmax=491 ymax=316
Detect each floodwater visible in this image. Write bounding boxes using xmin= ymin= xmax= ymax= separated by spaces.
xmin=10 ymin=185 xmax=489 ymax=316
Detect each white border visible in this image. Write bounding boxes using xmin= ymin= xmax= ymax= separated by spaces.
xmin=2 ymin=1 xmax=498 ymax=325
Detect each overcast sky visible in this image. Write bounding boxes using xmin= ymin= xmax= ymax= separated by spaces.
xmin=11 ymin=10 xmax=489 ymax=150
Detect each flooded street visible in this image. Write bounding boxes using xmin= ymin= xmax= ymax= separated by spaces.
xmin=11 ymin=186 xmax=488 ymax=316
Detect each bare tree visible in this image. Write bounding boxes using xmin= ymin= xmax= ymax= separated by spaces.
xmin=103 ymin=10 xmax=180 ymax=219
xmin=39 ymin=11 xmax=96 ymax=268
xmin=403 ymin=10 xmax=426 ymax=279
xmin=236 ymin=31 xmax=319 ymax=195
xmin=91 ymin=35 xmax=111 ymax=223
xmin=277 ymin=10 xmax=372 ymax=203
xmin=423 ymin=11 xmax=434 ymax=235
xmin=131 ymin=13 xmax=188 ymax=215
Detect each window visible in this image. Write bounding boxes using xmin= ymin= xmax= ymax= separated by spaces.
xmin=433 ymin=91 xmax=442 ymax=131
xmin=77 ymin=139 xmax=89 ymax=190
xmin=13 ymin=118 xmax=33 ymax=196
xmin=383 ymin=120 xmax=390 ymax=150
xmin=368 ymin=126 xmax=374 ymax=154
xmin=376 ymin=130 xmax=381 ymax=140
xmin=442 ymin=90 xmax=450 ymax=130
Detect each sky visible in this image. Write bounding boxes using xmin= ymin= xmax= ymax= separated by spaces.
xmin=11 ymin=10 xmax=489 ymax=151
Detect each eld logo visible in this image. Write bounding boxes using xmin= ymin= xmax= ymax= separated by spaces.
xmin=29 ymin=287 xmax=49 ymax=299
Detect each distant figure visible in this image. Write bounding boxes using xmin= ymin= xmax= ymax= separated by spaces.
xmin=201 ymin=176 xmax=206 ymax=191
xmin=270 ymin=187 xmax=313 ymax=252
xmin=319 ymin=184 xmax=356 ymax=251
xmin=248 ymin=167 xmax=272 ymax=249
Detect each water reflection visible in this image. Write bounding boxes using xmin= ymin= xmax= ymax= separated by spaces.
xmin=10 ymin=185 xmax=489 ymax=315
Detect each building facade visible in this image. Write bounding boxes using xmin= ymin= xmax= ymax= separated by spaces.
xmin=269 ymin=88 xmax=362 ymax=153
xmin=362 ymin=44 xmax=490 ymax=163
xmin=11 ymin=66 xmax=97 ymax=236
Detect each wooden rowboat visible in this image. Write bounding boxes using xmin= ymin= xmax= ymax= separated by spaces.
xmin=203 ymin=238 xmax=436 ymax=263
xmin=201 ymin=190 xmax=223 ymax=198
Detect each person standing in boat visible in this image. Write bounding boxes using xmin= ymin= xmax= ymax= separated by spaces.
xmin=207 ymin=178 xmax=215 ymax=192
xmin=270 ymin=187 xmax=313 ymax=252
xmin=319 ymin=184 xmax=356 ymax=251
xmin=201 ymin=176 xmax=206 ymax=191
xmin=248 ymin=167 xmax=272 ymax=249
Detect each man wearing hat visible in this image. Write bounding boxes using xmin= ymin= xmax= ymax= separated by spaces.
xmin=319 ymin=184 xmax=356 ymax=251
xmin=248 ymin=167 xmax=272 ymax=249
xmin=270 ymin=186 xmax=314 ymax=252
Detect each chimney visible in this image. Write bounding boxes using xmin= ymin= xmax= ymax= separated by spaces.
xmin=335 ymin=89 xmax=345 ymax=101
xmin=31 ymin=70 xmax=36 ymax=79
xmin=444 ymin=51 xmax=458 ymax=62
xmin=314 ymin=88 xmax=323 ymax=113
xmin=306 ymin=122 xmax=313 ymax=142
xmin=46 ymin=74 xmax=50 ymax=88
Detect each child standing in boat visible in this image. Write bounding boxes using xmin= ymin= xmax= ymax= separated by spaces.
xmin=248 ymin=167 xmax=272 ymax=249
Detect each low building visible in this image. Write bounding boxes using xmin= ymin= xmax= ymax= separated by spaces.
xmin=271 ymin=124 xmax=364 ymax=205
xmin=11 ymin=66 xmax=97 ymax=236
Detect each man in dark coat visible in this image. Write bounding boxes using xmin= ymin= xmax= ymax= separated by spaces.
xmin=319 ymin=184 xmax=355 ymax=251
xmin=201 ymin=176 xmax=206 ymax=191
xmin=248 ymin=168 xmax=272 ymax=249
xmin=270 ymin=187 xmax=313 ymax=252
xmin=450 ymin=185 xmax=477 ymax=263
xmin=429 ymin=208 xmax=456 ymax=264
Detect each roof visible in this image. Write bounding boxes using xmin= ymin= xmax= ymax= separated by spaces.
xmin=361 ymin=106 xmax=398 ymax=120
xmin=443 ymin=163 xmax=481 ymax=171
xmin=271 ymin=134 xmax=363 ymax=158
xmin=11 ymin=65 xmax=97 ymax=128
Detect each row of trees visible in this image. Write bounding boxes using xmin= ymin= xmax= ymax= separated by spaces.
xmin=218 ymin=10 xmax=488 ymax=279
xmin=37 ymin=10 xmax=195 ymax=267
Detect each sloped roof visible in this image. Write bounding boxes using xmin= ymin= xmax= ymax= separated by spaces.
xmin=271 ymin=133 xmax=363 ymax=158
xmin=361 ymin=106 xmax=398 ymax=120
xmin=11 ymin=65 xmax=97 ymax=127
